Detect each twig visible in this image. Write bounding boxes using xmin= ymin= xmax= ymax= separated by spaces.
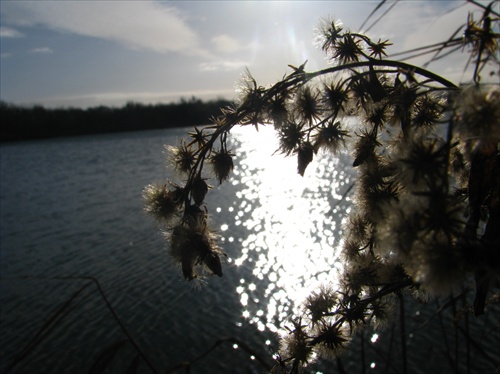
xmin=2 ymin=276 xmax=161 ymax=374
xmin=164 ymin=337 xmax=273 ymax=373
xmin=360 ymin=331 xmax=366 ymax=374
xmin=436 ymin=299 xmax=458 ymax=373
xmin=4 ymin=281 xmax=94 ymax=373
xmin=398 ymin=294 xmax=408 ymax=374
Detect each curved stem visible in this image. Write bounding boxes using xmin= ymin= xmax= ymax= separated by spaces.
xmin=306 ymin=59 xmax=459 ymax=89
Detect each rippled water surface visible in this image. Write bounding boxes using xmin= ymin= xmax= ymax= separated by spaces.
xmin=1 ymin=127 xmax=499 ymax=373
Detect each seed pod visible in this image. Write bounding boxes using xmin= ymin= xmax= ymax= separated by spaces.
xmin=184 ymin=204 xmax=208 ymax=230
xmin=181 ymin=246 xmax=198 ymax=281
xmin=191 ymin=175 xmax=209 ymax=205
xmin=297 ymin=142 xmax=314 ymax=176
xmin=353 ymin=132 xmax=379 ymax=167
xmin=203 ymin=250 xmax=223 ymax=277
xmin=211 ymin=149 xmax=234 ymax=184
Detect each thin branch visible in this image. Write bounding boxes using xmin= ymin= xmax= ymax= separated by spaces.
xmin=164 ymin=337 xmax=273 ymax=373
xmin=398 ymin=294 xmax=408 ymax=374
xmin=2 ymin=276 xmax=161 ymax=374
xmin=306 ymin=59 xmax=459 ymax=89
xmin=4 ymin=281 xmax=94 ymax=373
xmin=359 ymin=0 xmax=388 ymax=31
xmin=467 ymin=0 xmax=500 ymax=17
xmin=364 ymin=0 xmax=400 ymax=33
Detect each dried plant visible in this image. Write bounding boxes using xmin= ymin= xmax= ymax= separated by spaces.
xmin=144 ymin=1 xmax=499 ymax=372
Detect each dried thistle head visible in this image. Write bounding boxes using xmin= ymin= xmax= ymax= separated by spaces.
xmin=190 ymin=175 xmax=210 ymax=205
xmin=463 ymin=12 xmax=499 ymax=60
xmin=313 ymin=121 xmax=348 ymax=154
xmin=377 ymin=202 xmax=421 ymax=257
xmin=304 ymin=286 xmax=337 ymax=325
xmin=278 ymin=121 xmax=304 ymax=156
xmin=367 ymin=295 xmax=396 ymax=331
xmin=352 ymin=130 xmax=381 ymax=167
xmin=294 ymin=86 xmax=321 ymax=125
xmin=345 ymin=214 xmax=370 ymax=245
xmin=331 ymin=33 xmax=362 ymax=64
xmin=310 ymin=322 xmax=348 ymax=358
xmin=280 ymin=318 xmax=314 ymax=367
xmin=368 ymin=38 xmax=392 ymax=59
xmin=363 ymin=102 xmax=390 ymax=129
xmin=397 ymin=137 xmax=449 ymax=189
xmin=344 ymin=253 xmax=381 ymax=292
xmin=322 ymin=80 xmax=350 ymax=115
xmin=143 ymin=182 xmax=183 ymax=225
xmin=267 ymin=93 xmax=289 ymax=129
xmin=166 ymin=140 xmax=196 ymax=175
xmin=455 ymin=85 xmax=500 ymax=153
xmin=235 ymin=68 xmax=263 ymax=109
xmin=342 ymin=239 xmax=364 ymax=262
xmin=169 ymin=221 xmax=223 ymax=280
xmin=412 ymin=93 xmax=446 ymax=129
xmin=350 ymin=73 xmax=373 ymax=111
xmin=210 ymin=149 xmax=234 ymax=184
xmin=410 ymin=238 xmax=465 ymax=295
xmin=315 ymin=17 xmax=344 ymax=55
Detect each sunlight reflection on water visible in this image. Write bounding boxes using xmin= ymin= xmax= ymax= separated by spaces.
xmin=219 ymin=125 xmax=354 ymax=334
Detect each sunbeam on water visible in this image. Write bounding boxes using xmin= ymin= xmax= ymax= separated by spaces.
xmin=216 ymin=125 xmax=354 ymax=334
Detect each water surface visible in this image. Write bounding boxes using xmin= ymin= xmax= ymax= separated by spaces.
xmin=1 ymin=126 xmax=498 ymax=373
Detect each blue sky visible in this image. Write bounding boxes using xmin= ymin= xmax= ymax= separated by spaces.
xmin=0 ymin=1 xmax=491 ymax=108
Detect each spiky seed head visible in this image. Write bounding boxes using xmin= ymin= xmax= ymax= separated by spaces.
xmin=313 ymin=121 xmax=348 ymax=154
xmin=295 ymin=86 xmax=321 ymax=125
xmin=311 ymin=322 xmax=348 ymax=358
xmin=455 ymin=86 xmax=500 ymax=152
xmin=304 ymin=286 xmax=337 ymax=324
xmin=268 ymin=94 xmax=289 ymax=129
xmin=280 ymin=319 xmax=313 ymax=366
xmin=143 ymin=183 xmax=183 ymax=224
xmin=315 ymin=17 xmax=344 ymax=54
xmin=332 ymin=34 xmax=362 ymax=64
xmin=412 ymin=94 xmax=445 ymax=128
xmin=166 ymin=141 xmax=196 ymax=175
xmin=322 ymin=81 xmax=349 ymax=114
xmin=169 ymin=222 xmax=222 ymax=280
xmin=210 ymin=149 xmax=234 ymax=184
xmin=278 ymin=121 xmax=303 ymax=156
xmin=184 ymin=204 xmax=208 ymax=231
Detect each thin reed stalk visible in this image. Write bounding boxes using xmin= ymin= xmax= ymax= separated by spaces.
xmin=398 ymin=294 xmax=408 ymax=374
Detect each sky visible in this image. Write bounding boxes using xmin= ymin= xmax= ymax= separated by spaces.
xmin=0 ymin=1 xmax=495 ymax=108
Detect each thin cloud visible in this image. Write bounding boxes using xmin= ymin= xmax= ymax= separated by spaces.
xmin=0 ymin=26 xmax=23 ymax=38
xmin=28 ymin=47 xmax=53 ymax=54
xmin=199 ymin=60 xmax=248 ymax=72
xmin=1 ymin=1 xmax=206 ymax=55
xmin=211 ymin=34 xmax=241 ymax=54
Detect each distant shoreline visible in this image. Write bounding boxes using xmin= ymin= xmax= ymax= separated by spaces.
xmin=0 ymin=97 xmax=232 ymax=143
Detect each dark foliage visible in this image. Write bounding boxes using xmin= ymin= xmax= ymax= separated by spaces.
xmin=0 ymin=97 xmax=232 ymax=142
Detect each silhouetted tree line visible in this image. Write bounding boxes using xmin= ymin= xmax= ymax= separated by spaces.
xmin=0 ymin=97 xmax=232 ymax=142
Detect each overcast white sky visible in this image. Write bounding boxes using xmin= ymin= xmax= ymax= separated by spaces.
xmin=0 ymin=1 xmax=494 ymax=108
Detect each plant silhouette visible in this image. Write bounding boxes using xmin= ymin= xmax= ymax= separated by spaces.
xmin=144 ymin=1 xmax=500 ymax=372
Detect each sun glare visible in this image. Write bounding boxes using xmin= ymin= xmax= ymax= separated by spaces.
xmin=221 ymin=125 xmax=353 ymax=332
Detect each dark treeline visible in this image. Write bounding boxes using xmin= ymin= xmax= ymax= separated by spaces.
xmin=0 ymin=97 xmax=233 ymax=142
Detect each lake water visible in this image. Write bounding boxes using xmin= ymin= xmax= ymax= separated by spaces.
xmin=1 ymin=126 xmax=498 ymax=373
